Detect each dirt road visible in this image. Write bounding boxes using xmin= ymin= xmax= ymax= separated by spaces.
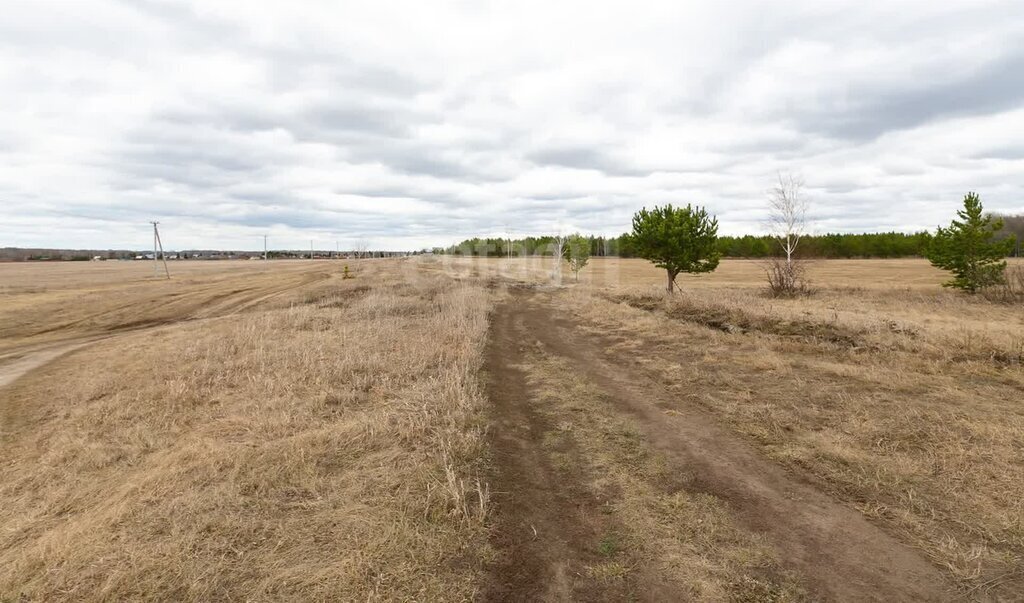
xmin=483 ymin=286 xmax=953 ymax=601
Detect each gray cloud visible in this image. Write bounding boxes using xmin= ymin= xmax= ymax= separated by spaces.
xmin=797 ymin=51 xmax=1024 ymax=141
xmin=526 ymin=146 xmax=649 ymax=177
xmin=972 ymin=145 xmax=1024 ymax=161
xmin=2 ymin=0 xmax=1024 ymax=250
xmin=299 ymin=106 xmax=420 ymax=140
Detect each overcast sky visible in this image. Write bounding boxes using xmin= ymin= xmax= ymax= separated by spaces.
xmin=3 ymin=1 xmax=1023 ymax=251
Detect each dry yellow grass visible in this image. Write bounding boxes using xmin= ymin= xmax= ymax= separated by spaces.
xmin=0 ymin=260 xmax=333 ymax=355
xmin=3 ymin=255 xmax=1022 ymax=600
xmin=438 ymin=256 xmax=1024 ymax=597
xmin=0 ymin=258 xmax=295 ymax=293
xmin=521 ymin=258 xmax=1022 ymax=598
xmin=0 ymin=260 xmax=493 ymax=600
xmin=441 ymin=255 xmax=1024 ymax=291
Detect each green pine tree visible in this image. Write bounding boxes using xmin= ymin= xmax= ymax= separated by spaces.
xmin=629 ymin=204 xmax=720 ymax=292
xmin=566 ymin=234 xmax=591 ymax=282
xmin=926 ymin=192 xmax=1015 ymax=293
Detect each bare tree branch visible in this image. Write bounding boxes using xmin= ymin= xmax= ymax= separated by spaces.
xmin=765 ymin=172 xmax=812 ymax=296
xmin=767 ymin=172 xmax=808 ymax=266
xmin=551 ymin=233 xmax=568 ymax=285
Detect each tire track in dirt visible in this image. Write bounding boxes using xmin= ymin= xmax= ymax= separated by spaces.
xmin=484 ymin=287 xmax=954 ymax=602
xmin=483 ymin=299 xmax=628 ymax=602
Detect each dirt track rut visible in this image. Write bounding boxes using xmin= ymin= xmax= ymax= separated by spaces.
xmin=483 ymin=287 xmax=953 ymax=602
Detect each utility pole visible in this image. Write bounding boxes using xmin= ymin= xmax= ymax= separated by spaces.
xmin=153 ymin=222 xmax=158 ymax=277
xmin=263 ymin=235 xmax=268 ymax=261
xmin=310 ymin=240 xmax=314 ymax=260
xmin=335 ymin=240 xmax=339 ymax=259
xmin=151 ymin=221 xmax=170 ymax=279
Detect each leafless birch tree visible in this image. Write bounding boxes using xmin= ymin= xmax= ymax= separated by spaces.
xmin=769 ymin=172 xmax=808 ymax=265
xmin=354 ymin=238 xmax=369 ymax=259
xmin=766 ymin=172 xmax=812 ymax=296
xmin=551 ymin=234 xmax=568 ymax=285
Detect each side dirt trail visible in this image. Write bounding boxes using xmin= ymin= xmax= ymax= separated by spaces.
xmin=483 ymin=286 xmax=953 ymax=602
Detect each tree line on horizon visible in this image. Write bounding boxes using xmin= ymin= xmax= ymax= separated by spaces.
xmin=472 ymin=191 xmax=1023 ymax=296
xmin=437 ymin=220 xmax=1021 ymax=260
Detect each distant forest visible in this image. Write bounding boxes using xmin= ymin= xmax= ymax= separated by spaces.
xmin=439 ymin=214 xmax=1023 ymax=259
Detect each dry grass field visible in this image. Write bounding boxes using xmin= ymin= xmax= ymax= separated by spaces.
xmin=1 ymin=259 xmax=492 ymax=600
xmin=448 ymin=255 xmax=983 ymax=290
xmin=0 ymin=260 xmax=332 ymax=353
xmin=1 ymin=256 xmax=1022 ymax=600
xmin=446 ymin=256 xmax=1024 ymax=600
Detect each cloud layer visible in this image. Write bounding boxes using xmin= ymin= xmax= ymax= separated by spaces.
xmin=2 ymin=0 xmax=1023 ymax=250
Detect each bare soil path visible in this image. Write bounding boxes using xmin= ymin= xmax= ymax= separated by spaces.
xmin=483 ymin=286 xmax=954 ymax=602
xmin=483 ymin=292 xmax=654 ymax=601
